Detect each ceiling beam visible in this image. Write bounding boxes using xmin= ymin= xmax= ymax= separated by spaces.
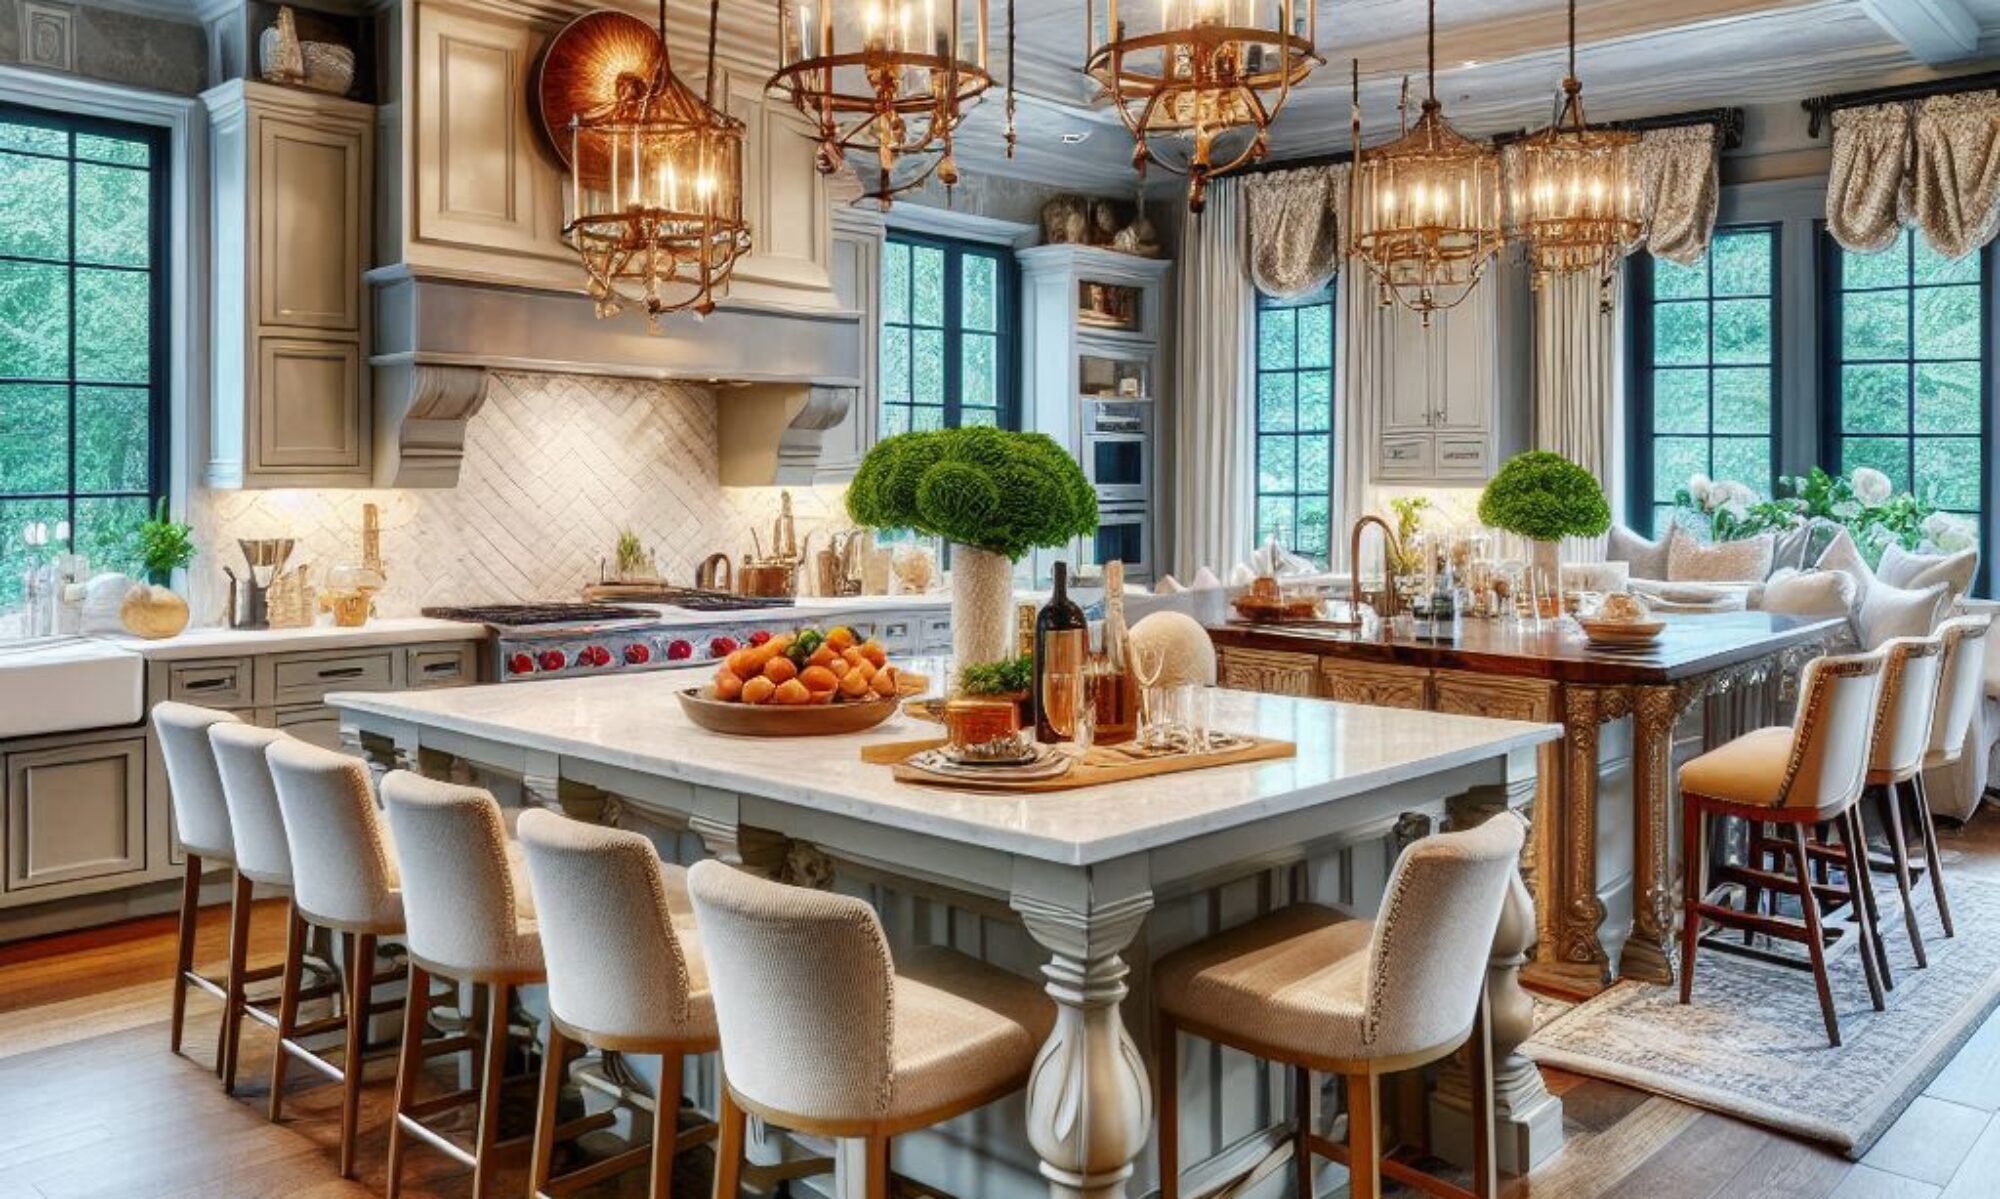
xmin=1857 ymin=0 xmax=1981 ymax=64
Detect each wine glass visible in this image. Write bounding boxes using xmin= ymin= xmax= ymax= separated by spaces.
xmin=1042 ymin=662 xmax=1081 ymax=745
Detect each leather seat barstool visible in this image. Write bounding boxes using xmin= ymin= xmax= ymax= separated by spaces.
xmin=687 ymin=860 xmax=1054 ymax=1199
xmin=1151 ymin=817 xmax=1526 ymax=1199
xmin=1862 ymin=634 xmax=1948 ymax=969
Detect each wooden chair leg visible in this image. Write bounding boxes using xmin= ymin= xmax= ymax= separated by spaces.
xmin=338 ymin=932 xmax=375 ymax=1179
xmin=1294 ymin=1065 xmax=1314 ymax=1199
xmin=1911 ymin=775 xmax=1955 ymax=938
xmin=385 ymin=961 xmax=432 ymax=1199
xmin=1789 ymin=826 xmax=1841 ymax=1048
xmin=1469 ymin=987 xmax=1497 ymax=1199
xmin=1847 ymin=805 xmax=1894 ymax=992
xmin=471 ymin=981 xmax=513 ymax=1199
xmin=1344 ymin=1071 xmax=1381 ymax=1199
xmin=1157 ymin=1015 xmax=1180 ymax=1199
xmin=1879 ymin=785 xmax=1928 ymax=968
xmin=1838 ymin=813 xmax=1886 ymax=1012
xmin=220 ymin=870 xmax=254 ymax=1091
xmin=1742 ymin=820 xmax=1766 ymax=945
xmin=652 ymin=1051 xmax=683 ymax=1199
xmin=1679 ymin=802 xmax=1704 ymax=1005
xmin=170 ymin=854 xmax=201 ymax=1056
xmin=528 ymin=1022 xmax=568 ymax=1199
xmin=267 ymin=904 xmax=307 ymax=1122
xmin=863 ymin=1135 xmax=891 ymax=1199
xmin=713 ymin=1087 xmax=747 ymax=1199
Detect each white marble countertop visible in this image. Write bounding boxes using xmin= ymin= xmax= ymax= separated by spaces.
xmin=102 ymin=617 xmax=485 ymax=661
xmin=332 ymin=667 xmax=1560 ymax=865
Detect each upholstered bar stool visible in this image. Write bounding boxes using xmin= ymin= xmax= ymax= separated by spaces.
xmin=1679 ymin=651 xmax=1888 ymax=1047
xmin=1908 ymin=614 xmax=1990 ymax=938
xmin=687 ymin=860 xmax=1054 ymax=1199
xmin=1152 ymin=816 xmax=1525 ymax=1199
xmin=517 ymin=809 xmax=719 ymax=1199
xmin=1864 ymin=634 xmax=1947 ymax=969
xmin=153 ymin=700 xmax=274 ymax=1087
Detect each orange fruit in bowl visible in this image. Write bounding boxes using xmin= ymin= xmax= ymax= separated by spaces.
xmin=808 ymin=688 xmax=836 ymax=705
xmin=764 ymin=656 xmax=799 ymax=684
xmin=826 ymin=626 xmax=856 ymax=651
xmin=725 ymin=648 xmax=759 ymax=679
xmin=772 ymin=678 xmax=812 ymax=706
xmin=838 ymin=670 xmax=872 ymax=699
xmin=870 ymin=668 xmax=898 ymax=698
xmin=713 ymin=668 xmax=744 ymax=701
xmin=800 ymin=664 xmax=839 ymax=692
xmin=859 ymin=640 xmax=888 ymax=668
xmin=740 ymin=676 xmax=776 ymax=705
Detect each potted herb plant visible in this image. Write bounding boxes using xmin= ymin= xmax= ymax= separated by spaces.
xmin=1477 ymin=451 xmax=1611 ymax=604
xmin=122 ymin=500 xmax=196 ymax=638
xmin=958 ymin=653 xmax=1035 ymax=727
xmin=847 ymin=428 xmax=1098 ymax=666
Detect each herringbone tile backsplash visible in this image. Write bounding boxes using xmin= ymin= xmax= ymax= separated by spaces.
xmin=188 ymin=371 xmax=850 ymax=623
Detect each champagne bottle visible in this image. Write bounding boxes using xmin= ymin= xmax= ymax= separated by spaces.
xmin=1034 ymin=562 xmax=1088 ymax=743
xmin=1093 ymin=560 xmax=1140 ymax=745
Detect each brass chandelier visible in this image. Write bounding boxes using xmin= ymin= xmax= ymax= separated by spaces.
xmin=771 ymin=0 xmax=994 ymax=206
xmin=1512 ymin=0 xmax=1640 ymax=305
xmin=559 ymin=0 xmax=750 ymax=327
xmin=1350 ymin=0 xmax=1503 ymax=325
xmin=1085 ymin=0 xmax=1320 ymax=213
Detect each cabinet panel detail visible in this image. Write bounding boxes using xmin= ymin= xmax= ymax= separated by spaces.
xmin=1217 ymin=648 xmax=1320 ymax=698
xmin=257 ymin=116 xmax=363 ymax=330
xmin=273 ymin=650 xmax=395 ymax=706
xmin=256 ymin=338 xmax=363 ymax=469
xmin=6 ymin=740 xmax=146 ymax=891
xmin=1319 ymin=661 xmax=1430 ymax=710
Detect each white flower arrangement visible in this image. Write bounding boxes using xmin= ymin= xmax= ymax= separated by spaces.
xmin=1922 ymin=511 xmax=1979 ymax=555
xmin=1850 ymin=467 xmax=1893 ymax=506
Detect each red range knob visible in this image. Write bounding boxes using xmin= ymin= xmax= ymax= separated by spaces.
xmin=538 ymin=649 xmax=567 ymax=672
xmin=580 ymin=646 xmax=612 ymax=667
xmin=709 ymin=636 xmax=739 ymax=658
xmin=507 ymin=652 xmax=535 ymax=675
xmin=748 ymin=630 xmax=773 ymax=647
xmin=665 ymin=639 xmax=694 ymax=661
xmin=624 ymin=643 xmax=652 ymax=665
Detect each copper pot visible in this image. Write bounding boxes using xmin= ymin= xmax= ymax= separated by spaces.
xmin=738 ymin=562 xmax=795 ymax=598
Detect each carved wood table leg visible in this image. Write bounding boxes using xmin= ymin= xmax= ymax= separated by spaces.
xmin=1011 ymin=862 xmax=1156 ymax=1199
xmin=1524 ymin=686 xmax=1614 ymax=994
xmin=1619 ymin=684 xmax=1682 ymax=985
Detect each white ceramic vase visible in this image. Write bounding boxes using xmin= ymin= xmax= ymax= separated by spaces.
xmin=950 ymin=544 xmax=1016 ymax=668
xmin=1530 ymin=539 xmax=1562 ymax=613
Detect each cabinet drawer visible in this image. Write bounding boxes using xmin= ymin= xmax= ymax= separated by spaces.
xmin=920 ymin=615 xmax=954 ymax=653
xmin=168 ymin=658 xmax=254 ymax=707
xmin=1376 ymin=436 xmax=1433 ymax=480
xmin=274 ymin=705 xmax=345 ymax=751
xmin=1435 ymin=437 xmax=1490 ymax=477
xmin=876 ymin=616 xmax=919 ymax=657
xmin=273 ymin=650 xmax=395 ymax=705
xmin=407 ymin=644 xmax=478 ymax=689
xmin=6 ymin=738 xmax=147 ymax=892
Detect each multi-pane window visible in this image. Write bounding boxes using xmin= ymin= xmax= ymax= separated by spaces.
xmin=1253 ymin=287 xmax=1336 ymax=565
xmin=1827 ymin=228 xmax=1988 ymax=531
xmin=878 ymin=234 xmax=1015 ymax=436
xmin=0 ymin=105 xmax=165 ymax=603
xmin=1630 ymin=224 xmax=1780 ymax=535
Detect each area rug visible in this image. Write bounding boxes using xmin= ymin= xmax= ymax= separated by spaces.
xmin=1522 ymin=873 xmax=2000 ymax=1158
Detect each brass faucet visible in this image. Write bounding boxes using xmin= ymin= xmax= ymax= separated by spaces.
xmin=1346 ymin=514 xmax=1403 ymax=628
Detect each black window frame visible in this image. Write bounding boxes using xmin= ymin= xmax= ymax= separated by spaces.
xmin=0 ymin=99 xmax=171 ymax=573
xmin=878 ymin=230 xmax=1020 ymax=435
xmin=1252 ymin=283 xmax=1338 ymax=566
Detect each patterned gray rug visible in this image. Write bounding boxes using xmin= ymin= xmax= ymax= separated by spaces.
xmin=1522 ymin=873 xmax=2000 ymax=1158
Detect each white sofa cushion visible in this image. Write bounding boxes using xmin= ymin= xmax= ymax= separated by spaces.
xmin=1607 ymin=524 xmax=1672 ymax=580
xmin=1879 ymin=542 xmax=1978 ymax=604
xmin=1668 ymin=531 xmax=1775 ymax=583
xmin=1760 ymin=568 xmax=1857 ymax=621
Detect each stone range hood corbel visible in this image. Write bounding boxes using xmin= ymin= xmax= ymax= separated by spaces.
xmin=367 ymin=267 xmax=863 ymax=488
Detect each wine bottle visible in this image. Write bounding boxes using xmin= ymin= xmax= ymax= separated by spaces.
xmin=1034 ymin=562 xmax=1088 ymax=743
xmin=1093 ymin=560 xmax=1140 ymax=745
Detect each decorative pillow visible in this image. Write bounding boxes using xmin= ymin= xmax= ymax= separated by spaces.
xmin=1814 ymin=528 xmax=1875 ymax=597
xmin=1770 ymin=522 xmax=1817 ymax=574
xmin=1667 ymin=532 xmax=1774 ymax=583
xmin=1562 ymin=561 xmax=1630 ymax=593
xmin=1644 ymin=590 xmax=1749 ymax=615
xmin=1758 ymin=568 xmax=1857 ymax=621
xmin=1857 ymin=580 xmax=1949 ymax=649
xmin=1607 ymin=524 xmax=1671 ymax=580
xmin=1878 ymin=542 xmax=1977 ymax=603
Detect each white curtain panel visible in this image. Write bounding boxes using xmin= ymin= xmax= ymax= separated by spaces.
xmin=1333 ymin=265 xmax=1382 ymax=570
xmin=1244 ymin=164 xmax=1347 ymax=300
xmin=1534 ymin=270 xmax=1621 ymax=563
xmin=1827 ymin=103 xmax=1911 ymax=253
xmin=1635 ymin=124 xmax=1721 ymax=265
xmin=1909 ymin=93 xmax=2000 ymax=260
xmin=1171 ymin=178 xmax=1256 ymax=580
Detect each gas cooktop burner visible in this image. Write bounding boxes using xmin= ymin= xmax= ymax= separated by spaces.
xmin=634 ymin=587 xmax=796 ymax=612
xmin=422 ymin=603 xmax=655 ymax=626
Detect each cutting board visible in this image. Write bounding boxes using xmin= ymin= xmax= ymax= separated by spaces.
xmin=861 ymin=736 xmax=1296 ymax=793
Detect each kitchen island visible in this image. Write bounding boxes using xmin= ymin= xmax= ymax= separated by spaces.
xmin=332 ymin=667 xmax=1564 ymax=1198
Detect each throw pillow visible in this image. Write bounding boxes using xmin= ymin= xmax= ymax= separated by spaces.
xmin=1771 ymin=522 xmax=1818 ymax=574
xmin=1668 ymin=532 xmax=1775 ymax=583
xmin=1857 ymin=580 xmax=1949 ymax=649
xmin=1878 ymin=542 xmax=1978 ymax=602
xmin=1607 ymin=524 xmax=1671 ymax=580
xmin=1814 ymin=528 xmax=1876 ymax=600
xmin=1759 ymin=568 xmax=1858 ymax=621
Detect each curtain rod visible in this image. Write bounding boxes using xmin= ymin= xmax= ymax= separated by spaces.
xmin=1238 ymin=104 xmax=1742 ymax=177
xmin=1803 ymin=70 xmax=2000 ymax=138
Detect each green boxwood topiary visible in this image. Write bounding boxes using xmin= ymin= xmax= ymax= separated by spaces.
xmin=1477 ymin=450 xmax=1612 ymax=542
xmin=847 ymin=427 xmax=1098 ymax=560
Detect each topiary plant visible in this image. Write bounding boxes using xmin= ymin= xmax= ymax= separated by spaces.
xmin=1477 ymin=451 xmax=1611 ymax=542
xmin=846 ymin=427 xmax=1098 ymax=560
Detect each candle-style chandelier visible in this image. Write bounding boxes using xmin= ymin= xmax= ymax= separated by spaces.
xmin=770 ymin=0 xmax=994 ymax=207
xmin=1511 ymin=0 xmax=1640 ymax=306
xmin=1350 ymin=0 xmax=1503 ymax=325
xmin=544 ymin=0 xmax=750 ymax=327
xmin=1085 ymin=0 xmax=1319 ymax=213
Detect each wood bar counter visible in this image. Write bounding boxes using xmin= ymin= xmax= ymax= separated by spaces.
xmin=1210 ymin=612 xmax=1845 ymax=996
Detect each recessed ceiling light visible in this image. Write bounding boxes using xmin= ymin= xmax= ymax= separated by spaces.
xmin=1061 ymin=131 xmax=1091 ymax=144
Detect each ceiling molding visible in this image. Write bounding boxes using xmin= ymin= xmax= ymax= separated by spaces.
xmin=76 ymin=0 xmax=203 ymax=24
xmin=1858 ymin=0 xmax=1982 ymax=64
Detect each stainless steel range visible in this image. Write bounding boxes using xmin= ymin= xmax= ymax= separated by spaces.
xmin=423 ymin=593 xmax=799 ymax=682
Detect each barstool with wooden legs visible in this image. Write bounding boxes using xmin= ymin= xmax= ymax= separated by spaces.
xmin=1911 ymin=615 xmax=1990 ymax=938
xmin=1679 ymin=651 xmax=1889 ymax=1047
xmin=1152 ymin=817 xmax=1526 ymax=1199
xmin=517 ymin=809 xmax=719 ymax=1199
xmin=153 ymin=700 xmax=270 ymax=1088
xmin=262 ymin=736 xmax=412 ymax=1177
xmin=687 ymin=860 xmax=1054 ymax=1199
xmin=1864 ymin=635 xmax=1948 ymax=969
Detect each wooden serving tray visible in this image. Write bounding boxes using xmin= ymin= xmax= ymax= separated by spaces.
xmin=861 ymin=736 xmax=1296 ymax=793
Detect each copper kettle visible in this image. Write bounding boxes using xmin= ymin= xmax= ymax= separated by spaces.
xmin=694 ymin=553 xmax=732 ymax=592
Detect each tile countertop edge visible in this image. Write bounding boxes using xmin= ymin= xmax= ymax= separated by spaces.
xmin=103 ymin=617 xmax=489 ymax=660
xmin=328 ymin=688 xmax=1561 ymax=867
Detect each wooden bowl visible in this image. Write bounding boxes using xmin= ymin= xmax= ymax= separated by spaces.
xmin=676 ymin=687 xmax=903 ymax=737
xmin=1577 ymin=618 xmax=1667 ymax=647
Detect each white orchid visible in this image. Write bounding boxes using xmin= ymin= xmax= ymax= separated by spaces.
xmin=1685 ymin=473 xmax=1714 ymax=508
xmin=1850 ymin=467 xmax=1893 ymax=506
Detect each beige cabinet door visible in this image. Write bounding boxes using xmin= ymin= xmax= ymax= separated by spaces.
xmin=5 ymin=739 xmax=146 ymax=892
xmin=254 ymin=336 xmax=364 ymax=471
xmin=256 ymin=113 xmax=365 ymax=331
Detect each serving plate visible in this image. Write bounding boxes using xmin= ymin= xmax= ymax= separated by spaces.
xmin=676 ymin=687 xmax=902 ymax=737
xmin=1577 ymin=618 xmax=1667 ymax=647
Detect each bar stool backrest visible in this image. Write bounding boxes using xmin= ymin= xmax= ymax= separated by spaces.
xmin=381 ymin=771 xmax=538 ymax=981
xmin=1871 ymin=635 xmax=1947 ymax=779
xmin=687 ymin=860 xmax=898 ymax=1124
xmin=268 ymin=738 xmax=401 ymax=931
xmin=517 ymin=808 xmax=699 ymax=1043
xmin=1929 ymin=615 xmax=1992 ymax=762
xmin=152 ymin=702 xmax=242 ymax=862
xmin=1362 ymin=815 xmax=1524 ymax=1060
xmin=1781 ymin=651 xmax=1887 ymax=813
xmin=210 ymin=723 xmax=294 ymax=886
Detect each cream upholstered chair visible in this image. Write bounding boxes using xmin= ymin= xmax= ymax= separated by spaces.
xmin=153 ymin=701 xmax=263 ymax=1085
xmin=380 ymin=771 xmax=553 ymax=1199
xmin=1909 ymin=614 xmax=1990 ymax=932
xmin=264 ymin=736 xmax=408 ymax=1177
xmin=516 ymin=809 xmax=717 ymax=1199
xmin=1152 ymin=816 xmax=1526 ymax=1199
xmin=1866 ymin=634 xmax=1948 ymax=969
xmin=687 ymin=860 xmax=1053 ymax=1199
xmin=1679 ymin=651 xmax=1889 ymax=1047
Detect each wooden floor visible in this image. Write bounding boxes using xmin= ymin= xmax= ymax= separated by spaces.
xmin=2 ymin=815 xmax=1998 ymax=1199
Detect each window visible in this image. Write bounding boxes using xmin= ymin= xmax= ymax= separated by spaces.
xmin=1253 ymin=287 xmax=1336 ymax=565
xmin=878 ymin=233 xmax=1016 ymax=436
xmin=1825 ymin=227 xmax=1989 ymax=538
xmin=0 ymin=104 xmax=167 ymax=604
xmin=1628 ymin=224 xmax=1780 ymax=536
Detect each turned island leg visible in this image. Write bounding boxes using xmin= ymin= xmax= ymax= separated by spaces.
xmin=1620 ymin=685 xmax=1683 ymax=984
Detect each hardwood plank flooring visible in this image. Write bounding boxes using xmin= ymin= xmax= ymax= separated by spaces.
xmin=0 ymin=809 xmax=1995 ymax=1198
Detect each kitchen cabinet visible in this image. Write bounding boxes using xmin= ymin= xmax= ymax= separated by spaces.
xmin=203 ymin=80 xmax=375 ymax=489
xmin=1371 ymin=261 xmax=1530 ymax=485
xmin=5 ymin=735 xmax=147 ymax=897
